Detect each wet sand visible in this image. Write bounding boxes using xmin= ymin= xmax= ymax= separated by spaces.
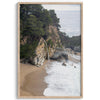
xmin=19 ymin=53 xmax=80 ymax=97
xmin=20 ymin=60 xmax=48 ymax=96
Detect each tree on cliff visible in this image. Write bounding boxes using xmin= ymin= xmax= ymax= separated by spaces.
xmin=20 ymin=4 xmax=52 ymax=37
xmin=20 ymin=4 xmax=60 ymax=60
xmin=23 ymin=15 xmax=44 ymax=37
xmin=58 ymin=31 xmax=81 ymax=50
xmin=49 ymin=10 xmax=60 ymax=29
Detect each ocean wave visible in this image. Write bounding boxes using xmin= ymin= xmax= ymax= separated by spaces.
xmin=43 ymin=61 xmax=81 ymax=96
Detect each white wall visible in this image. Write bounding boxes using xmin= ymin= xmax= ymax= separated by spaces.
xmin=0 ymin=0 xmax=100 ymax=100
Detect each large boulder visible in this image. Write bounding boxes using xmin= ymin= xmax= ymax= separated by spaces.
xmin=29 ymin=38 xmax=46 ymax=67
xmin=50 ymin=48 xmax=68 ymax=61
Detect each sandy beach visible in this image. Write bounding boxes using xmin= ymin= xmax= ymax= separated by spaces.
xmin=19 ymin=53 xmax=80 ymax=97
xmin=20 ymin=60 xmax=48 ymax=96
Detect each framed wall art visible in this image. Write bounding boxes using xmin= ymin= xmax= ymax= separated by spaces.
xmin=18 ymin=2 xmax=83 ymax=98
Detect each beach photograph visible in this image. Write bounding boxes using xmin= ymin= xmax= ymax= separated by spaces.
xmin=18 ymin=2 xmax=83 ymax=98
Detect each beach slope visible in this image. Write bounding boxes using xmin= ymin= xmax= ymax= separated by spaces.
xmin=20 ymin=61 xmax=47 ymax=96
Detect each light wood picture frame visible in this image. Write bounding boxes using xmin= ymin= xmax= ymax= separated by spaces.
xmin=18 ymin=2 xmax=83 ymax=98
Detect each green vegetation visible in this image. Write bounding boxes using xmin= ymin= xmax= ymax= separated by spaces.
xmin=57 ymin=41 xmax=63 ymax=48
xmin=47 ymin=39 xmax=53 ymax=47
xmin=20 ymin=4 xmax=81 ymax=62
xmin=49 ymin=10 xmax=60 ymax=29
xmin=20 ymin=39 xmax=39 ymax=59
xmin=58 ymin=32 xmax=81 ymax=51
xmin=20 ymin=4 xmax=60 ymax=59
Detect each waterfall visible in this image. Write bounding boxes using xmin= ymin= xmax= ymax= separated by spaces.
xmin=42 ymin=37 xmax=50 ymax=61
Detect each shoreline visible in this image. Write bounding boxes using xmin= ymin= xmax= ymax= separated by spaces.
xmin=20 ymin=60 xmax=48 ymax=96
xmin=19 ymin=53 xmax=80 ymax=96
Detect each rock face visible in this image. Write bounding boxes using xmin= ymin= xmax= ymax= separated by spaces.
xmin=51 ymin=48 xmax=68 ymax=61
xmin=74 ymin=46 xmax=81 ymax=52
xmin=48 ymin=25 xmax=62 ymax=48
xmin=21 ymin=25 xmax=63 ymax=67
xmin=47 ymin=25 xmax=62 ymax=57
xmin=30 ymin=38 xmax=47 ymax=67
xmin=31 ymin=26 xmax=63 ymax=66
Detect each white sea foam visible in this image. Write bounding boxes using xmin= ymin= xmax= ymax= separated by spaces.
xmin=70 ymin=54 xmax=80 ymax=60
xmin=43 ymin=60 xmax=80 ymax=96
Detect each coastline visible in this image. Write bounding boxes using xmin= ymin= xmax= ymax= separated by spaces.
xmin=43 ymin=54 xmax=81 ymax=96
xmin=19 ymin=53 xmax=80 ymax=96
xmin=20 ymin=60 xmax=48 ymax=96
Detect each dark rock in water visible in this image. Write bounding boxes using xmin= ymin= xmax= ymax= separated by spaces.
xmin=74 ymin=46 xmax=81 ymax=52
xmin=62 ymin=62 xmax=66 ymax=66
xmin=74 ymin=66 xmax=76 ymax=68
xmin=50 ymin=48 xmax=68 ymax=61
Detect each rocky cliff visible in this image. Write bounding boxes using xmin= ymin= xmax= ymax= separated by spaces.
xmin=20 ymin=25 xmax=62 ymax=67
xmin=47 ymin=25 xmax=62 ymax=56
xmin=20 ymin=4 xmax=63 ymax=66
xmin=29 ymin=38 xmax=46 ymax=67
xmin=31 ymin=25 xmax=62 ymax=67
